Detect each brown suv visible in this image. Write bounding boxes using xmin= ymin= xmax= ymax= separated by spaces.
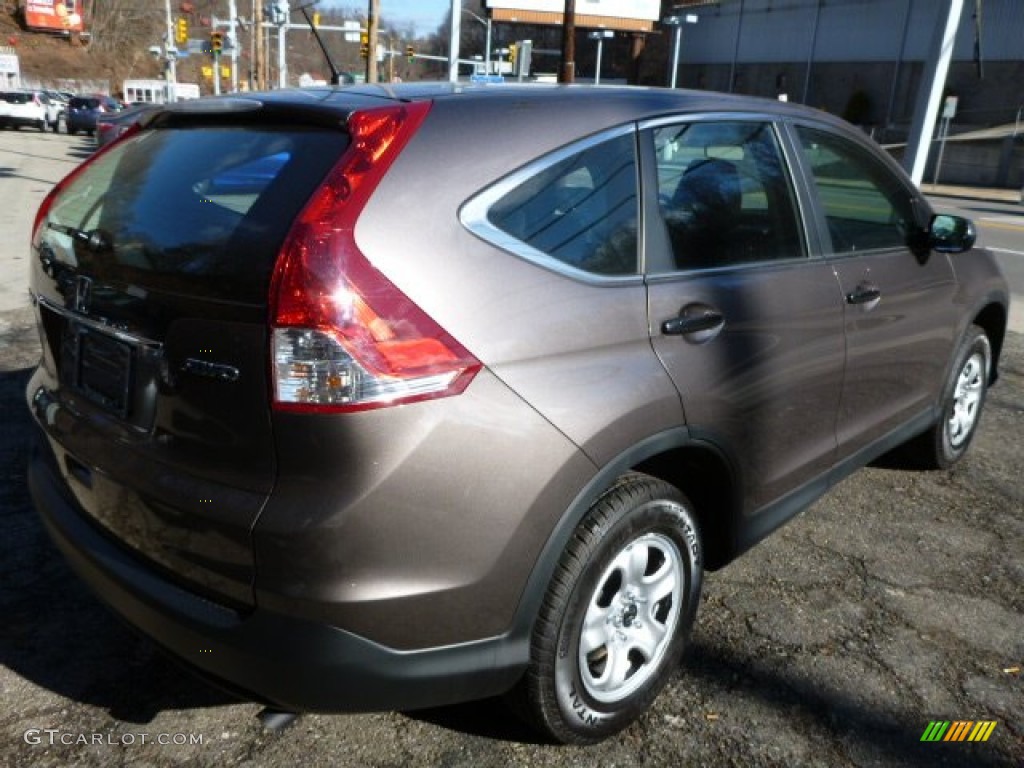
xmin=25 ymin=85 xmax=1009 ymax=744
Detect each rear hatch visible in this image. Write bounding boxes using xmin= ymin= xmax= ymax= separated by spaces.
xmin=28 ymin=99 xmax=353 ymax=606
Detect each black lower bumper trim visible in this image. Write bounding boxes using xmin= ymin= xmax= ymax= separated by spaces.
xmin=27 ymin=448 xmax=528 ymax=713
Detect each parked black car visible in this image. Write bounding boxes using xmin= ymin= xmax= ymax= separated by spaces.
xmin=25 ymin=85 xmax=1009 ymax=744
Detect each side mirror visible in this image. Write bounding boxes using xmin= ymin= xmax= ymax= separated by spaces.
xmin=929 ymin=214 xmax=976 ymax=253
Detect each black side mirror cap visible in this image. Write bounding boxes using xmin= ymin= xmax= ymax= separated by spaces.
xmin=929 ymin=214 xmax=976 ymax=253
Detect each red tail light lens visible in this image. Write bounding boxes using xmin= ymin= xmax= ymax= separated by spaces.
xmin=270 ymin=101 xmax=481 ymax=412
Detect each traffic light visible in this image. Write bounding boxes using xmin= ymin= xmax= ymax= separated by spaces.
xmin=360 ymin=32 xmax=368 ymax=59
xmin=211 ymin=30 xmax=223 ymax=55
xmin=175 ymin=17 xmax=188 ymax=45
xmin=312 ymin=11 xmax=320 ymax=27
xmin=405 ymin=45 xmax=414 ymax=62
xmin=509 ymin=42 xmax=518 ymax=70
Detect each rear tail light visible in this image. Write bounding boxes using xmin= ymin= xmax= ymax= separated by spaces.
xmin=270 ymin=101 xmax=480 ymax=413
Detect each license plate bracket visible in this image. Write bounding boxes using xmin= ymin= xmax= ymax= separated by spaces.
xmin=63 ymin=324 xmax=135 ymax=418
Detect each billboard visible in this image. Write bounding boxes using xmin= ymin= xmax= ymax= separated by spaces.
xmin=485 ymin=1 xmax=661 ymax=31
xmin=23 ymin=0 xmax=84 ymax=34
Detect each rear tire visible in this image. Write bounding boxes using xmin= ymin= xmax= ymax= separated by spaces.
xmin=511 ymin=473 xmax=703 ymax=744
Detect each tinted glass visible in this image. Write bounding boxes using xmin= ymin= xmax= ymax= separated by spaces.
xmin=40 ymin=125 xmax=349 ymax=303
xmin=487 ymin=133 xmax=638 ymax=275
xmin=652 ymin=121 xmax=803 ymax=271
xmin=795 ymin=126 xmax=917 ymax=254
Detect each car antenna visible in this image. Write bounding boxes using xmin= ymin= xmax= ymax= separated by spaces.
xmin=296 ymin=2 xmax=342 ymax=86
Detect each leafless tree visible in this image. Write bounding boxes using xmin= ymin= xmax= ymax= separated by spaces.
xmin=83 ymin=0 xmax=163 ymax=54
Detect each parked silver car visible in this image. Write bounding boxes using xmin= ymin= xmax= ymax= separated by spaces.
xmin=25 ymin=85 xmax=1009 ymax=744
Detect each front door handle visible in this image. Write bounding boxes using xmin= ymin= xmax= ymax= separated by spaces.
xmin=662 ymin=309 xmax=725 ymax=336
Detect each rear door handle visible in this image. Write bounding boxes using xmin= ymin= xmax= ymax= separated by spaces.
xmin=662 ymin=310 xmax=725 ymax=336
xmin=846 ymin=284 xmax=881 ymax=305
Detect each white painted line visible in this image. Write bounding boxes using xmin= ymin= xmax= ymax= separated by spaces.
xmin=988 ymin=247 xmax=1024 ymax=257
xmin=979 ymin=216 xmax=1024 ymax=226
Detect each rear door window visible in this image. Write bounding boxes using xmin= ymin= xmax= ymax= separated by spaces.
xmin=649 ymin=121 xmax=804 ymax=271
xmin=41 ymin=124 xmax=349 ymax=303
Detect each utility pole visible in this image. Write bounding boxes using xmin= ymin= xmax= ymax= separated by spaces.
xmin=229 ymin=0 xmax=238 ymax=93
xmin=278 ymin=9 xmax=287 ymax=88
xmin=559 ymin=0 xmax=575 ymax=83
xmin=388 ymin=33 xmax=394 ymax=82
xmin=367 ymin=0 xmax=379 ymax=83
xmin=254 ymin=0 xmax=265 ymax=90
xmin=447 ymin=0 xmax=460 ymax=83
xmin=164 ymin=0 xmax=178 ymax=101
xmin=903 ymin=0 xmax=965 ymax=185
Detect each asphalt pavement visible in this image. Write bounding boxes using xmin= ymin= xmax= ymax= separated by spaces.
xmin=0 ymin=127 xmax=1021 ymax=768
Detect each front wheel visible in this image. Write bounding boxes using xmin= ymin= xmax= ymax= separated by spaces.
xmin=512 ymin=473 xmax=703 ymax=744
xmin=908 ymin=324 xmax=991 ymax=469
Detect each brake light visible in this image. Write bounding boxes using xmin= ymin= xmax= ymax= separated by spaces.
xmin=269 ymin=101 xmax=480 ymax=413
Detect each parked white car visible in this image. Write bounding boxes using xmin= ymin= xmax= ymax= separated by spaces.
xmin=0 ymin=90 xmax=61 ymax=131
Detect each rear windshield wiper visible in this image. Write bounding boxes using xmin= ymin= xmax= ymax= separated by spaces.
xmin=47 ymin=222 xmax=111 ymax=252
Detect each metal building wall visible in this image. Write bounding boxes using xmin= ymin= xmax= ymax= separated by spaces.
xmin=680 ymin=0 xmax=1024 ymax=64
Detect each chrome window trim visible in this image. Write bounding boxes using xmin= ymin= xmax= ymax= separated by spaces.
xmin=459 ymin=123 xmax=644 ymax=287
xmin=638 ymin=114 xmax=814 ymax=275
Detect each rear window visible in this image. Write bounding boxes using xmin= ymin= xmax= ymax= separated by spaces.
xmin=70 ymin=97 xmax=99 ymax=109
xmin=40 ymin=124 xmax=349 ymax=303
xmin=484 ymin=132 xmax=639 ymax=276
xmin=4 ymin=92 xmax=31 ymax=105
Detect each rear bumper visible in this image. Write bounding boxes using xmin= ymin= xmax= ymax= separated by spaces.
xmin=27 ymin=436 xmax=528 ymax=713
xmin=0 ymin=115 xmax=44 ymax=128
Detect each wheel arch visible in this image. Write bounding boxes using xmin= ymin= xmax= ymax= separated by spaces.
xmin=508 ymin=429 xmax=740 ymax=646
xmin=633 ymin=444 xmax=739 ymax=571
xmin=972 ymin=300 xmax=1007 ymax=385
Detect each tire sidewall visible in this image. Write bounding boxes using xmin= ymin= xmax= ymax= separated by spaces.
xmin=937 ymin=328 xmax=990 ymax=467
xmin=550 ymin=494 xmax=702 ymax=740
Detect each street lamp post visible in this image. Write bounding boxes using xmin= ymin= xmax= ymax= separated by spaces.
xmin=662 ymin=13 xmax=697 ymax=89
xmin=588 ymin=30 xmax=613 ymax=85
